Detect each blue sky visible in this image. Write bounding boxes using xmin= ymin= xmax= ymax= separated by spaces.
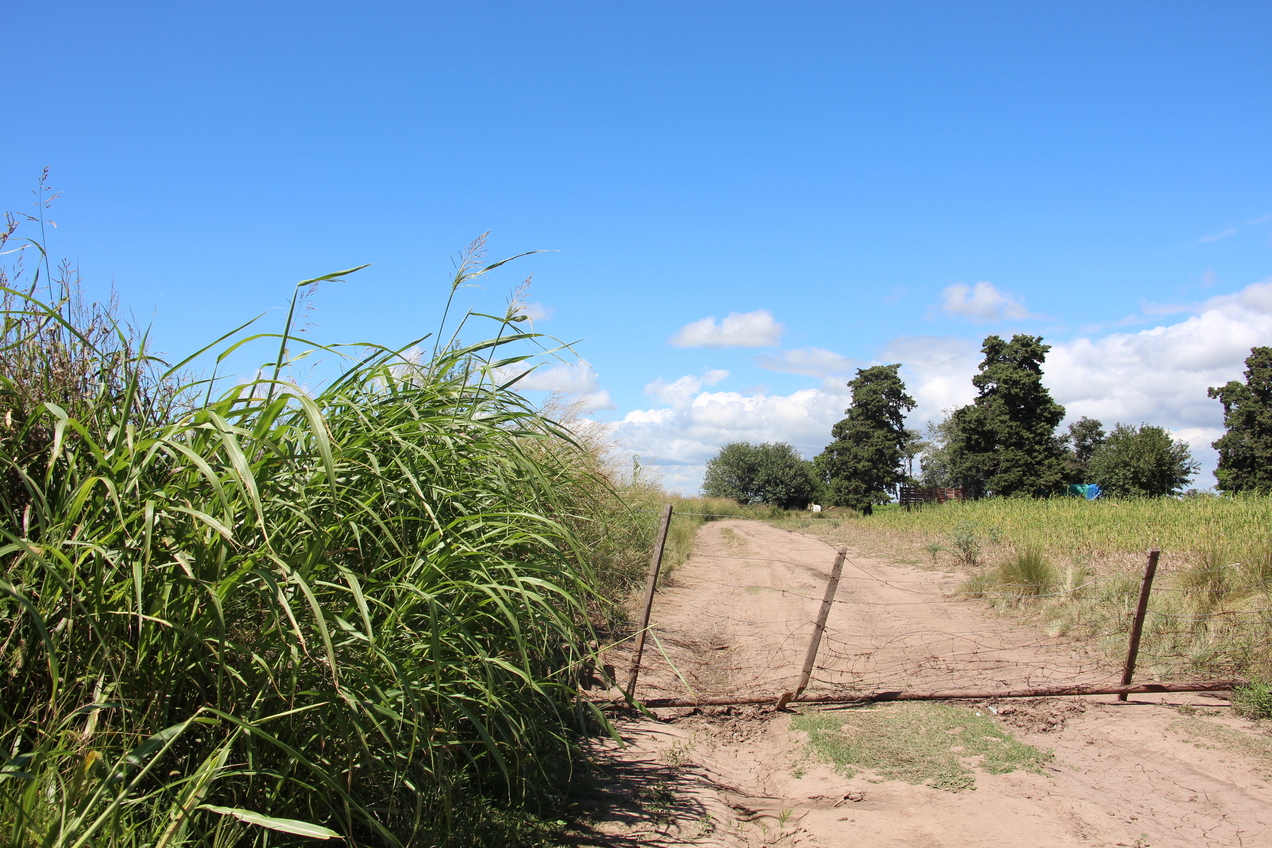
xmin=5 ymin=1 xmax=1270 ymax=492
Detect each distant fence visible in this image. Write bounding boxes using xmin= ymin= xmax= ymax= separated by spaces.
xmin=899 ymin=485 xmax=967 ymax=508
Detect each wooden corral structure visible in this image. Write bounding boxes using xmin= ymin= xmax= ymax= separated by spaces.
xmin=898 ymin=485 xmax=967 ymax=510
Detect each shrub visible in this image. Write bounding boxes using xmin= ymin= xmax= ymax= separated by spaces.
xmin=950 ymin=521 xmax=981 ymax=566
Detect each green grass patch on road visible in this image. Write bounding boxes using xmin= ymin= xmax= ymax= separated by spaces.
xmin=793 ymin=702 xmax=1052 ymax=791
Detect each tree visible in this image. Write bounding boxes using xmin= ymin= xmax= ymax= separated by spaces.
xmin=1062 ymin=416 xmax=1106 ymax=482
xmin=917 ymin=411 xmax=960 ymax=487
xmin=946 ymin=334 xmax=1067 ymax=497
xmin=701 ymin=441 xmax=816 ymax=509
xmin=1087 ymin=423 xmax=1199 ymax=497
xmin=1208 ymin=347 xmax=1272 ymax=493
xmin=816 ymin=364 xmax=916 ymax=513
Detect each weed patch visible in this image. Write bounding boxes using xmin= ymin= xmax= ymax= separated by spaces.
xmin=793 ymin=702 xmax=1051 ymax=792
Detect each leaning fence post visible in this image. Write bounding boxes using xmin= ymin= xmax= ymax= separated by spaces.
xmin=626 ymin=503 xmax=674 ymax=700
xmin=777 ymin=547 xmax=847 ymax=708
xmin=1118 ymin=548 xmax=1161 ymax=702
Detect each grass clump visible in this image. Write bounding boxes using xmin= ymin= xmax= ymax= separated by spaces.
xmin=1232 ymin=679 xmax=1272 ymax=720
xmin=1172 ymin=714 xmax=1272 ymax=767
xmin=793 ymin=703 xmax=1051 ymax=792
xmin=1180 ymin=543 xmax=1232 ymax=605
xmin=996 ymin=546 xmax=1056 ymax=598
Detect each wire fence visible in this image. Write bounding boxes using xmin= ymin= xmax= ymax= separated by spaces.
xmin=603 ymin=511 xmax=1267 ymax=706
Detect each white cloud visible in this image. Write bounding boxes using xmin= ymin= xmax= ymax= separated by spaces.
xmin=669 ymin=309 xmax=784 ymax=348
xmin=1198 ymin=228 xmax=1238 ymax=244
xmin=520 ymin=301 xmax=554 ymax=322
xmin=644 ymin=369 xmax=729 ymax=407
xmin=576 ymin=389 xmax=617 ymax=413
xmin=880 ymin=336 xmax=983 ymax=426
xmin=496 ymin=359 xmax=617 ymax=411
xmin=1045 ymin=279 xmax=1272 ymax=453
xmin=939 ymin=281 xmax=1031 ymax=323
xmin=617 ymin=388 xmax=847 ymax=493
xmin=755 ymin=347 xmax=862 ymax=377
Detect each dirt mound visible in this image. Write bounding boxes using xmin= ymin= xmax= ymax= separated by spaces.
xmin=987 ymin=697 xmax=1089 ymax=733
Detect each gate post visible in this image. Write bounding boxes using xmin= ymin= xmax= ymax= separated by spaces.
xmin=1118 ymin=548 xmax=1160 ymax=702
xmin=778 ymin=547 xmax=847 ymax=708
xmin=626 ymin=504 xmax=674 ymax=699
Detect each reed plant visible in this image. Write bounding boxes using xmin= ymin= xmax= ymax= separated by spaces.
xmin=1 ymin=230 xmax=624 ymax=846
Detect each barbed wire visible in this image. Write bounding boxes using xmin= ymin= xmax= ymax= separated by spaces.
xmin=660 ymin=541 xmax=1272 ymax=602
xmin=608 ymin=522 xmax=1269 ymax=702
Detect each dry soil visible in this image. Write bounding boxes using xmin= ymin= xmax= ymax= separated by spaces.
xmin=580 ymin=519 xmax=1272 ymax=848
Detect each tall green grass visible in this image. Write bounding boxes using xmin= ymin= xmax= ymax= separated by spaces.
xmin=0 ymin=239 xmax=630 ymax=846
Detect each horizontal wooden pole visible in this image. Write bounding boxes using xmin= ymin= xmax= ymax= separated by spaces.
xmin=610 ymin=681 xmax=1241 ymax=710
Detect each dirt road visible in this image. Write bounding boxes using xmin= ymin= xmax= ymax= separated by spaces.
xmin=585 ymin=519 xmax=1272 ymax=848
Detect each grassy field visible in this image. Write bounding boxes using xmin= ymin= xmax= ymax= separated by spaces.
xmin=778 ymin=497 xmax=1272 ymax=682
xmin=0 ymin=238 xmax=662 ymax=847
xmin=783 ymin=496 xmax=1272 ymax=573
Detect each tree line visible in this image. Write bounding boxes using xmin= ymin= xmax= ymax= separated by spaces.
xmin=702 ymin=338 xmax=1272 ymax=509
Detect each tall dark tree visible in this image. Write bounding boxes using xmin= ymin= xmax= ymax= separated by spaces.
xmin=817 ymin=364 xmax=916 ymax=513
xmin=701 ymin=441 xmax=816 ymax=509
xmin=1087 ymin=423 xmax=1199 ymax=497
xmin=1063 ymin=416 xmax=1106 ymax=482
xmin=947 ymin=334 xmax=1066 ymax=497
xmin=1209 ymin=347 xmax=1272 ymax=493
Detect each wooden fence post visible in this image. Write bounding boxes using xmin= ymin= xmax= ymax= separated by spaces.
xmin=777 ymin=547 xmax=847 ymax=709
xmin=626 ymin=504 xmax=674 ymax=700
xmin=1118 ymin=548 xmax=1160 ymax=702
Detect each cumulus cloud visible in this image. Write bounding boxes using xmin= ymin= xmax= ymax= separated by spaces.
xmin=617 ymin=388 xmax=846 ymax=493
xmin=879 ymin=335 xmax=983 ymax=425
xmin=497 ymin=359 xmax=616 ymax=411
xmin=1043 ymin=279 xmax=1272 ymax=469
xmin=575 ymin=390 xmax=617 ymax=413
xmin=644 ymin=370 xmax=729 ymax=407
xmin=669 ymin=310 xmax=784 ymax=348
xmin=906 ymin=278 xmax=1272 ymax=485
xmin=755 ymin=347 xmax=862 ymax=377
xmin=939 ymin=281 xmax=1031 ymax=323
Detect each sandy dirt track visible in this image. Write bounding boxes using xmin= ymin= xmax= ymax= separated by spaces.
xmin=584 ymin=520 xmax=1272 ymax=848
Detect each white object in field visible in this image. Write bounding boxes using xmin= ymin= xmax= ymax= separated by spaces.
xmin=811 ymin=504 xmax=822 ymax=513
